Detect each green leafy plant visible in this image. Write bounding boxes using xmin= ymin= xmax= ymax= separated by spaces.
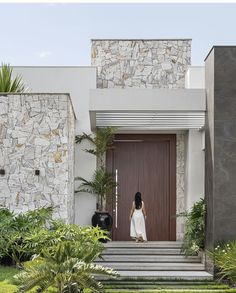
xmin=0 ymin=63 xmax=26 ymax=93
xmin=208 ymin=241 xmax=236 ymax=284
xmin=75 ymin=168 xmax=117 ymax=209
xmin=179 ymin=198 xmax=206 ymax=255
xmin=75 ymin=127 xmax=117 ymax=210
xmin=24 ymin=223 xmax=109 ymax=263
xmin=0 ymin=206 xmax=53 ymax=266
xmin=15 ymin=241 xmax=117 ymax=293
xmin=0 ymin=207 xmax=118 ymax=291
xmin=75 ymin=127 xmax=116 ymax=166
xmin=0 ymin=206 xmax=110 ymax=267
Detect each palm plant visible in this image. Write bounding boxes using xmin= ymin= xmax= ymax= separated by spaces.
xmin=15 ymin=241 xmax=118 ymax=293
xmin=75 ymin=127 xmax=116 ymax=166
xmin=76 ymin=168 xmax=117 ymax=210
xmin=0 ymin=63 xmax=26 ymax=93
xmin=75 ymin=127 xmax=117 ymax=211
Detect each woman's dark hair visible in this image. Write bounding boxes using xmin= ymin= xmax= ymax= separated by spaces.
xmin=135 ymin=192 xmax=142 ymax=209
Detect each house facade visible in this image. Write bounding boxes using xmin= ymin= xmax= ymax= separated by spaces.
xmin=0 ymin=40 xmax=235 ymax=250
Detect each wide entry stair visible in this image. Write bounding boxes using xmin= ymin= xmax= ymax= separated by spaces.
xmin=96 ymin=241 xmax=213 ymax=281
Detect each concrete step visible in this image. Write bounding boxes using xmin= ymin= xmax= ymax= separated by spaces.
xmin=97 ymin=255 xmax=201 ymax=263
xmin=105 ymin=241 xmax=183 ymax=248
xmin=96 ymin=262 xmax=205 ymax=271
xmin=103 ymin=280 xmax=216 ymax=284
xmin=98 ymin=270 xmax=213 ymax=280
xmin=99 ymin=241 xmax=212 ymax=281
xmin=104 ymin=248 xmax=183 ymax=255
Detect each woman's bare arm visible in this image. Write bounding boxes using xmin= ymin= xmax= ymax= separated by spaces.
xmin=129 ymin=202 xmax=135 ymax=221
xmin=142 ymin=201 xmax=147 ymax=219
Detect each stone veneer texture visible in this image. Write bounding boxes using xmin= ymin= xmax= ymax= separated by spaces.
xmin=0 ymin=94 xmax=75 ymax=223
xmin=92 ymin=39 xmax=191 ymax=89
xmin=176 ymin=133 xmax=185 ymax=240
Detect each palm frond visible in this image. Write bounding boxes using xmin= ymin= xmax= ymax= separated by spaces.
xmin=0 ymin=63 xmax=26 ymax=93
xmin=75 ymin=133 xmax=95 ymax=144
xmin=15 ymin=241 xmax=118 ymax=293
xmin=75 ymin=127 xmax=117 ymax=159
xmin=75 ymin=169 xmax=116 ymax=199
xmin=84 ymin=149 xmax=97 ymax=156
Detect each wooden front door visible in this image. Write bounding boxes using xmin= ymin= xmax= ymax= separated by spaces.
xmin=106 ymin=134 xmax=176 ymax=241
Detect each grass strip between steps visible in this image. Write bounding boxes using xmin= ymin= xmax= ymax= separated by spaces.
xmin=105 ymin=289 xmax=236 ymax=293
xmin=104 ymin=284 xmax=229 ymax=290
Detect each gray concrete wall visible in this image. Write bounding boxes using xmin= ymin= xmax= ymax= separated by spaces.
xmin=205 ymin=47 xmax=236 ymax=251
xmin=205 ymin=51 xmax=214 ymax=253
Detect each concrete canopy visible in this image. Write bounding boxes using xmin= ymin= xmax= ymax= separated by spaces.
xmin=89 ymin=88 xmax=206 ymax=131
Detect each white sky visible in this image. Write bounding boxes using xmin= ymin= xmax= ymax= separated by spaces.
xmin=0 ymin=3 xmax=236 ymax=66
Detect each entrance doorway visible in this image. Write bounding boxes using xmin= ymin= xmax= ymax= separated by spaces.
xmin=106 ymin=134 xmax=176 ymax=241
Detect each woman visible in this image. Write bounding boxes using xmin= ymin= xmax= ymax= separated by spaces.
xmin=129 ymin=192 xmax=147 ymax=242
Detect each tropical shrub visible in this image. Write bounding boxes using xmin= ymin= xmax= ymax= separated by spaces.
xmin=0 ymin=63 xmax=27 ymax=93
xmin=209 ymin=241 xmax=236 ymax=284
xmin=15 ymin=241 xmax=117 ymax=293
xmin=0 ymin=206 xmax=111 ymax=266
xmin=0 ymin=206 xmax=53 ymax=265
xmin=0 ymin=207 xmax=117 ymax=291
xmin=180 ymin=198 xmax=206 ymax=255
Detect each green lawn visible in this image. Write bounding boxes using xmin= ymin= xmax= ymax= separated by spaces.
xmin=0 ymin=265 xmax=19 ymax=282
xmin=0 ymin=265 xmax=58 ymax=293
xmin=0 ymin=265 xmax=19 ymax=293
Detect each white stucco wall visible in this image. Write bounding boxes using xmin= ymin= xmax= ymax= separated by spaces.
xmin=12 ymin=67 xmax=97 ymax=225
xmin=185 ymin=130 xmax=205 ymax=211
xmin=184 ymin=67 xmax=205 ymax=210
xmin=185 ymin=66 xmax=205 ymax=89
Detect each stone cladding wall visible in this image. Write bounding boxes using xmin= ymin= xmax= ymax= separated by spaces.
xmin=92 ymin=39 xmax=191 ymax=89
xmin=176 ymin=133 xmax=185 ymax=240
xmin=0 ymin=94 xmax=75 ymax=222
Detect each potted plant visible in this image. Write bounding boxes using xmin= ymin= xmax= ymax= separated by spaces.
xmin=75 ymin=127 xmax=117 ymax=234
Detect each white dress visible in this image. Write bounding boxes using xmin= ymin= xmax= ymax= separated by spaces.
xmin=130 ymin=202 xmax=147 ymax=241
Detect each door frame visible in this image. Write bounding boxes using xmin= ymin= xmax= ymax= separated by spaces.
xmin=106 ymin=134 xmax=176 ymax=241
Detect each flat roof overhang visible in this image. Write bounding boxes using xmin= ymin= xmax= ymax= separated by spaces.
xmin=89 ymin=89 xmax=206 ymax=132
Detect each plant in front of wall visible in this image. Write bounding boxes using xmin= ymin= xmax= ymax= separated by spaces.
xmin=178 ymin=198 xmax=206 ymax=256
xmin=0 ymin=206 xmax=54 ymax=266
xmin=75 ymin=127 xmax=117 ymax=211
xmin=75 ymin=127 xmax=117 ymax=235
xmin=208 ymin=241 xmax=236 ymax=285
xmin=76 ymin=168 xmax=117 ymax=212
xmin=75 ymin=126 xmax=116 ymax=167
xmin=0 ymin=63 xmax=27 ymax=93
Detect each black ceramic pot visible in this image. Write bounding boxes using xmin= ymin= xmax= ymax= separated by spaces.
xmin=92 ymin=211 xmax=113 ymax=242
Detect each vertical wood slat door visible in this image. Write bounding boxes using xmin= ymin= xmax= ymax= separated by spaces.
xmin=107 ymin=134 xmax=176 ymax=241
